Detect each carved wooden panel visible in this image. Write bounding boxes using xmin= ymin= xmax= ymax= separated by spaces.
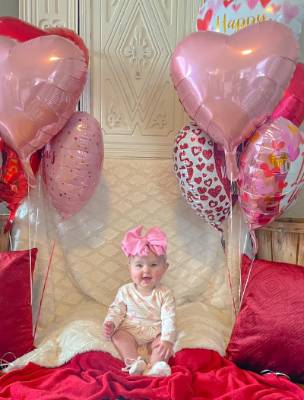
xmin=19 ymin=0 xmax=78 ymax=30
xmin=88 ymin=0 xmax=201 ymax=158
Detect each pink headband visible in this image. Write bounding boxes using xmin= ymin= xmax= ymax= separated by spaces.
xmin=121 ymin=225 xmax=167 ymax=257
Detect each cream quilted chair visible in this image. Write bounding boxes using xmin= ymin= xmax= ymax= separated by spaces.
xmin=12 ymin=159 xmax=233 ymax=349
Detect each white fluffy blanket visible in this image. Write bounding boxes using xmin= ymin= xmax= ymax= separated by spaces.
xmin=5 ymin=302 xmax=232 ymax=372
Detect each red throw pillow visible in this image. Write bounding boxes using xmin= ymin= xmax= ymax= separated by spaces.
xmin=226 ymin=254 xmax=304 ymax=383
xmin=0 ymin=248 xmax=38 ymax=362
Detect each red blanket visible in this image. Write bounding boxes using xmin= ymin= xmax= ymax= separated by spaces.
xmin=0 ymin=349 xmax=303 ymax=399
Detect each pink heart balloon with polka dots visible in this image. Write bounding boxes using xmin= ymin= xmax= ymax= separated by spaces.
xmin=43 ymin=112 xmax=104 ymax=219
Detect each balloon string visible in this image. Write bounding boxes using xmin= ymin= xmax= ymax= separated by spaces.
xmin=33 ymin=240 xmax=55 ymax=340
xmin=226 ymin=255 xmax=237 ymax=317
xmin=239 ymin=255 xmax=255 ymax=308
xmin=27 ymin=175 xmax=33 ymax=306
xmin=239 ymin=230 xmax=249 ymax=302
xmin=240 ymin=224 xmax=257 ymax=307
xmin=33 ymin=172 xmax=41 ymax=249
xmin=237 ymin=208 xmax=245 ymax=305
xmin=8 ymin=229 xmax=12 ymax=251
xmin=250 ymin=230 xmax=258 ymax=258
xmin=226 ymin=174 xmax=237 ymax=317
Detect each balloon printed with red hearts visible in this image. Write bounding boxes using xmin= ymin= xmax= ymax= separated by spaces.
xmin=174 ymin=122 xmax=235 ymax=231
xmin=238 ymin=117 xmax=304 ymax=250
xmin=170 ymin=21 xmax=299 ymax=181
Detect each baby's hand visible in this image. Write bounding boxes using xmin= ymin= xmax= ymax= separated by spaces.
xmin=156 ymin=340 xmax=174 ymax=361
xmin=103 ymin=321 xmax=115 ymax=338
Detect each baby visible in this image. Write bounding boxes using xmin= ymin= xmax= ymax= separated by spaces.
xmin=103 ymin=225 xmax=176 ymax=376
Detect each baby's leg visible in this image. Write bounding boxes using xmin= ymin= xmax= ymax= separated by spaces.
xmin=112 ymin=329 xmax=147 ymax=374
xmin=149 ymin=336 xmax=166 ymax=365
xmin=111 ymin=329 xmax=138 ymax=361
xmin=146 ymin=336 xmax=172 ymax=377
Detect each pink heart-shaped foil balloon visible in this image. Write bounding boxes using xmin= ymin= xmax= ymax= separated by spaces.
xmin=171 ymin=21 xmax=299 ymax=180
xmin=0 ymin=35 xmax=87 ymax=181
xmin=43 ymin=112 xmax=104 ymax=219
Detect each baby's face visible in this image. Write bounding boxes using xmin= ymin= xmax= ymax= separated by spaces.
xmin=129 ymin=251 xmax=168 ymax=294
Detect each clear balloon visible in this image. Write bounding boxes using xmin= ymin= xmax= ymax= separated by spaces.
xmin=197 ymin=0 xmax=304 ymax=39
xmin=0 ymin=35 xmax=87 ymax=181
xmin=170 ymin=21 xmax=298 ymax=181
xmin=173 ymin=122 xmax=234 ymax=231
xmin=238 ymin=117 xmax=304 ymax=234
xmin=43 ymin=112 xmax=104 ymax=219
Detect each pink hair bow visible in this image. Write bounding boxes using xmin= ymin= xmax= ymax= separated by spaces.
xmin=121 ymin=225 xmax=167 ymax=257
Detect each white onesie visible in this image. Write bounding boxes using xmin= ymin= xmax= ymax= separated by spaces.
xmin=104 ymin=283 xmax=176 ymax=345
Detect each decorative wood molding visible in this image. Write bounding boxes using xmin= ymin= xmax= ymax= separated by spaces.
xmin=103 ymin=142 xmax=175 ymax=159
xmin=78 ymin=0 xmax=91 ymax=113
xmin=19 ymin=0 xmax=78 ymax=30
xmin=81 ymin=0 xmax=201 ymax=158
